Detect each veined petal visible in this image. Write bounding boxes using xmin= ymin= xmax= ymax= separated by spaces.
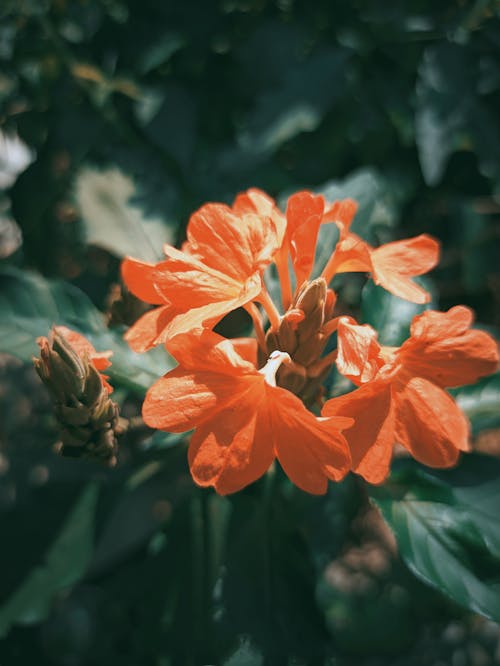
xmin=400 ymin=307 xmax=499 ymax=387
xmin=394 ymin=376 xmax=469 ymax=467
xmin=188 ymin=382 xmax=275 ymax=494
xmin=163 ymin=273 xmax=263 ymax=340
xmin=272 ymin=386 xmax=351 ymax=494
xmin=143 ymin=369 xmax=256 ymax=433
xmin=370 ymin=234 xmax=439 ymax=304
xmin=157 ymin=245 xmax=243 ymax=305
xmin=121 ymin=257 xmax=167 ymax=305
xmin=185 ymin=202 xmax=282 ymax=281
xmin=409 ymin=305 xmax=472 ymax=340
xmin=322 ymin=381 xmax=395 ymax=484
xmin=336 ymin=317 xmax=383 ymax=385
xmin=124 ymin=304 xmax=178 ymax=353
xmin=167 ymin=329 xmax=255 ymax=375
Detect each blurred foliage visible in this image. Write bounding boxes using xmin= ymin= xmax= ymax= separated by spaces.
xmin=1 ymin=0 xmax=500 ymax=664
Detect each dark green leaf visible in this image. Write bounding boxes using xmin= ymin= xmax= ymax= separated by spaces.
xmin=370 ymin=456 xmax=500 ymax=622
xmin=0 ymin=482 xmax=99 ymax=637
xmin=453 ymin=371 xmax=500 ymax=434
xmin=0 ymin=267 xmax=172 ymax=395
xmin=239 ymin=48 xmax=347 ymax=154
xmin=219 ymin=477 xmax=329 ymax=660
xmin=415 ymin=44 xmax=473 ymax=186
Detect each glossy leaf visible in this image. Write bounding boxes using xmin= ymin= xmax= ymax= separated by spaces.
xmin=453 ymin=371 xmax=500 ymax=435
xmin=0 ymin=267 xmax=171 ymax=395
xmin=0 ymin=482 xmax=99 ymax=637
xmin=370 ymin=456 xmax=500 ymax=622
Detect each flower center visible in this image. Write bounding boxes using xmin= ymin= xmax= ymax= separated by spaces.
xmin=259 ymin=350 xmax=291 ymax=387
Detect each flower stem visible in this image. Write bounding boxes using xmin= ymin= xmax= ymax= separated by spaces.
xmin=274 ymin=249 xmax=292 ymax=311
xmin=244 ymin=303 xmax=267 ymax=353
xmin=321 ymin=250 xmax=338 ymax=285
xmin=257 ymin=287 xmax=281 ymax=332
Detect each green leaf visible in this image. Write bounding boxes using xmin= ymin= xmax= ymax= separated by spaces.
xmin=0 ymin=482 xmax=99 ymax=637
xmin=74 ymin=166 xmax=175 ymax=262
xmin=219 ymin=479 xmax=329 ymax=660
xmin=415 ymin=44 xmax=473 ymax=186
xmin=453 ymin=371 xmax=500 ymax=434
xmin=239 ymin=48 xmax=347 ymax=154
xmin=361 ymin=279 xmax=435 ymax=346
xmin=223 ymin=638 xmax=263 ymax=666
xmin=370 ymin=456 xmax=500 ymax=622
xmin=0 ymin=267 xmax=171 ymax=395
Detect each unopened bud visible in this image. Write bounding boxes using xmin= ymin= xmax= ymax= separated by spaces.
xmin=262 ymin=278 xmax=338 ymax=406
xmin=34 ymin=327 xmax=119 ymax=466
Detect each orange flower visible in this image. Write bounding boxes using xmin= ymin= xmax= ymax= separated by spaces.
xmin=272 ymin=192 xmax=357 ymax=308
xmin=54 ymin=326 xmax=113 ymax=393
xmin=122 ymin=194 xmax=286 ymax=352
xmin=321 ymin=208 xmax=440 ymax=303
xmin=142 ymin=329 xmax=352 ymax=495
xmin=322 ymin=307 xmax=499 ymax=483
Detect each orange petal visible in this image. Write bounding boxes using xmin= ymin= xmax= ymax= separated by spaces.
xmin=322 ymin=233 xmax=373 ymax=283
xmin=370 ymin=234 xmax=440 ymax=304
xmin=286 ymin=191 xmax=325 ymax=287
xmin=156 ymin=245 xmax=243 ymax=306
xmin=401 ymin=307 xmax=499 ymax=387
xmin=271 ymin=386 xmax=351 ymax=494
xmin=188 ymin=382 xmax=275 ymax=494
xmin=185 ymin=201 xmax=283 ymax=281
xmin=167 ymin=329 xmax=255 ymax=375
xmin=394 ymin=376 xmax=468 ymax=467
xmin=121 ymin=257 xmax=166 ymax=305
xmin=322 ymin=198 xmax=358 ymax=233
xmin=323 ymin=382 xmax=395 ymax=484
xmin=409 ymin=305 xmax=472 ymax=340
xmin=124 ymin=304 xmax=177 ymax=353
xmin=232 ymin=188 xmax=276 ymax=216
xmin=230 ymin=337 xmax=258 ymax=367
xmin=143 ymin=368 xmax=255 ymax=433
xmin=336 ymin=317 xmax=383 ymax=385
xmin=163 ymin=273 xmax=263 ymax=340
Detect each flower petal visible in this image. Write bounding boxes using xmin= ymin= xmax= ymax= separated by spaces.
xmin=323 ymin=382 xmax=395 ymax=484
xmin=167 ymin=329 xmax=255 ymax=375
xmin=336 ymin=317 xmax=383 ymax=385
xmin=370 ymin=234 xmax=439 ymax=304
xmin=286 ymin=191 xmax=325 ymax=286
xmin=185 ymin=202 xmax=282 ymax=281
xmin=143 ymin=368 xmax=255 ymax=433
xmin=394 ymin=376 xmax=469 ymax=467
xmin=124 ymin=304 xmax=177 ymax=353
xmin=322 ymin=198 xmax=358 ymax=233
xmin=272 ymin=386 xmax=351 ymax=494
xmin=188 ymin=382 xmax=275 ymax=494
xmin=401 ymin=307 xmax=499 ymax=387
xmin=121 ymin=257 xmax=166 ymax=304
xmin=163 ymin=273 xmax=263 ymax=340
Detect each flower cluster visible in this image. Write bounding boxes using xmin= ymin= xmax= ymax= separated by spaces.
xmin=122 ymin=189 xmax=498 ymax=494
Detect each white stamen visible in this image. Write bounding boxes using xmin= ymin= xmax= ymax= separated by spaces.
xmin=258 ymin=350 xmax=291 ymax=387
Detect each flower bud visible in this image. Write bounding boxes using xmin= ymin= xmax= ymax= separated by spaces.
xmin=262 ymin=278 xmax=338 ymax=405
xmin=34 ymin=327 xmax=119 ymax=466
